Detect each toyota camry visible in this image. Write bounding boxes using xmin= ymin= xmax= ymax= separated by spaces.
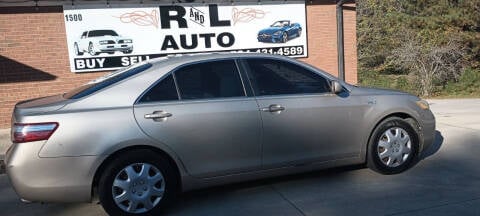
xmin=6 ymin=53 xmax=435 ymax=215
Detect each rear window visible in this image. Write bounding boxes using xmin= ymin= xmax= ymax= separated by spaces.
xmin=63 ymin=63 xmax=152 ymax=99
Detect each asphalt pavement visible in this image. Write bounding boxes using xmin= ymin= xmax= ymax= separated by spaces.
xmin=0 ymin=99 xmax=479 ymax=216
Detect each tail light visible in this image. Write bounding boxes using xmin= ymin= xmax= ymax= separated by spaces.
xmin=12 ymin=122 xmax=58 ymax=143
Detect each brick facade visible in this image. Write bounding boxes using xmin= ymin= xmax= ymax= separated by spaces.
xmin=0 ymin=1 xmax=357 ymax=128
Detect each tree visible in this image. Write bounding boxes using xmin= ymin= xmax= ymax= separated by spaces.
xmin=357 ymin=0 xmax=480 ymax=96
xmin=389 ymin=35 xmax=467 ymax=96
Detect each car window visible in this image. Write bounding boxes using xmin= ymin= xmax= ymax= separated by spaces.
xmin=175 ymin=60 xmax=245 ymax=100
xmin=63 ymin=63 xmax=152 ymax=99
xmin=139 ymin=74 xmax=178 ymax=103
xmin=245 ymin=58 xmax=331 ymax=96
xmin=88 ymin=30 xmax=118 ymax=37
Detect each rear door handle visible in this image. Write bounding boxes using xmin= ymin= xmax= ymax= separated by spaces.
xmin=260 ymin=104 xmax=285 ymax=112
xmin=144 ymin=111 xmax=172 ymax=120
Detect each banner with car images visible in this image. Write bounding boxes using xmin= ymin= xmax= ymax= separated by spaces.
xmin=63 ymin=1 xmax=307 ymax=72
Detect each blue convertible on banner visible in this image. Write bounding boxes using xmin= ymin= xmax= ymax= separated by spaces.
xmin=257 ymin=20 xmax=302 ymax=43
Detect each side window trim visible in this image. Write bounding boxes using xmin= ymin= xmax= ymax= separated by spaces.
xmin=171 ymin=72 xmax=182 ymax=100
xmin=235 ymin=59 xmax=255 ymax=97
xmin=242 ymin=57 xmax=333 ymax=97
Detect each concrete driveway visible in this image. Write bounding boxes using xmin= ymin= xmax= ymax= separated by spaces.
xmin=0 ymin=99 xmax=479 ymax=216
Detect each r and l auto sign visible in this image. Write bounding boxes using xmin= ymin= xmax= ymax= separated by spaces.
xmin=63 ymin=1 xmax=307 ymax=72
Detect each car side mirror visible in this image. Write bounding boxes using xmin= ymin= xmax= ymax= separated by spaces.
xmin=331 ymin=80 xmax=343 ymax=94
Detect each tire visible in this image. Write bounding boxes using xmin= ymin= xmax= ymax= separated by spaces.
xmin=297 ymin=29 xmax=302 ymax=37
xmin=282 ymin=32 xmax=288 ymax=43
xmin=88 ymin=42 xmax=99 ymax=56
xmin=123 ymin=49 xmax=133 ymax=54
xmin=98 ymin=149 xmax=178 ymax=216
xmin=74 ymin=43 xmax=83 ymax=56
xmin=367 ymin=117 xmax=420 ymax=175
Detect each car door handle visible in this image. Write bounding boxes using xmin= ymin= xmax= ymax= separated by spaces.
xmin=260 ymin=104 xmax=285 ymax=112
xmin=144 ymin=111 xmax=172 ymax=119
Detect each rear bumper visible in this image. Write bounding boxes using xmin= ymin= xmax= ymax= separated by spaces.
xmin=5 ymin=141 xmax=106 ymax=203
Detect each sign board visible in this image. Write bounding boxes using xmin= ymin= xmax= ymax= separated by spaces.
xmin=63 ymin=2 xmax=307 ymax=72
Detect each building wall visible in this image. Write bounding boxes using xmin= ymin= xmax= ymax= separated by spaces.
xmin=0 ymin=1 xmax=357 ymax=128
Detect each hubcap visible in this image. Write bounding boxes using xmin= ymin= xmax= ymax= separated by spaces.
xmin=112 ymin=163 xmax=165 ymax=214
xmin=377 ymin=127 xmax=412 ymax=167
xmin=89 ymin=44 xmax=95 ymax=55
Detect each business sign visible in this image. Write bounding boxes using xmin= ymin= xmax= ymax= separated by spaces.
xmin=63 ymin=2 xmax=307 ymax=72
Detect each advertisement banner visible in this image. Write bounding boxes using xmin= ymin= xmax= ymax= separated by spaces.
xmin=63 ymin=2 xmax=307 ymax=72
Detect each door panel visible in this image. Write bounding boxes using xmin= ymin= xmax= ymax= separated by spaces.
xmin=242 ymin=57 xmax=364 ymax=168
xmin=134 ymin=99 xmax=262 ymax=178
xmin=257 ymin=95 xmax=364 ymax=168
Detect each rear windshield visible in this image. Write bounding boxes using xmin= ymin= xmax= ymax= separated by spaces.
xmin=63 ymin=63 xmax=152 ymax=99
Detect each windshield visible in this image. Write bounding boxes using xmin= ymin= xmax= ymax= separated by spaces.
xmin=88 ymin=30 xmax=118 ymax=37
xmin=271 ymin=21 xmax=289 ymax=27
xmin=63 ymin=63 xmax=152 ymax=99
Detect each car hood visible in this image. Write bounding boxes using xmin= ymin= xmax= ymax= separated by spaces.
xmin=92 ymin=35 xmax=129 ymax=41
xmin=14 ymin=94 xmax=69 ymax=116
xmin=258 ymin=27 xmax=283 ymax=35
xmin=350 ymin=86 xmax=411 ymax=96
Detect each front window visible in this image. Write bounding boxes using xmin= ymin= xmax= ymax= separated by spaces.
xmin=271 ymin=21 xmax=290 ymax=27
xmin=88 ymin=30 xmax=119 ymax=37
xmin=245 ymin=58 xmax=331 ymax=96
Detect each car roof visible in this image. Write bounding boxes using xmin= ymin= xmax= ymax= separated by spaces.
xmin=148 ymin=52 xmax=291 ymax=66
xmin=145 ymin=52 xmax=340 ymax=82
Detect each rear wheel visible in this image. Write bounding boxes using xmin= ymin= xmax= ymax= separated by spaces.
xmin=367 ymin=117 xmax=419 ymax=174
xmin=74 ymin=43 xmax=83 ymax=56
xmin=98 ymin=149 xmax=178 ymax=215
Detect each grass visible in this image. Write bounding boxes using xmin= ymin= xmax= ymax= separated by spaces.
xmin=358 ymin=68 xmax=480 ymax=99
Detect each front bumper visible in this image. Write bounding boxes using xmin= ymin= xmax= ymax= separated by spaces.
xmin=257 ymin=34 xmax=282 ymax=43
xmin=5 ymin=141 xmax=106 ymax=203
xmin=419 ymin=110 xmax=436 ymax=153
xmin=97 ymin=44 xmax=132 ymax=52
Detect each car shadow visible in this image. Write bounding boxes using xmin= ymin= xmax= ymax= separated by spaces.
xmin=420 ymin=130 xmax=443 ymax=160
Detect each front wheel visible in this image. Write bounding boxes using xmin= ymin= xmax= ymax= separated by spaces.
xmin=123 ymin=49 xmax=133 ymax=54
xmin=98 ymin=149 xmax=178 ymax=215
xmin=88 ymin=43 xmax=99 ymax=56
xmin=282 ymin=32 xmax=288 ymax=43
xmin=367 ymin=117 xmax=419 ymax=174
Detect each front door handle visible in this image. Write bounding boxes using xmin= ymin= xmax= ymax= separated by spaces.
xmin=144 ymin=111 xmax=172 ymax=121
xmin=260 ymin=104 xmax=285 ymax=113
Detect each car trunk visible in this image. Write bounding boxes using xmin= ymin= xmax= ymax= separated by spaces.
xmin=13 ymin=94 xmax=69 ymax=117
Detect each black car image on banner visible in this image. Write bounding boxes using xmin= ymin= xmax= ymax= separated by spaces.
xmin=64 ymin=1 xmax=307 ymax=72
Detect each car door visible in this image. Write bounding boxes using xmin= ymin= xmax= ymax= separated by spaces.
xmin=242 ymin=58 xmax=364 ymax=168
xmin=134 ymin=59 xmax=262 ymax=178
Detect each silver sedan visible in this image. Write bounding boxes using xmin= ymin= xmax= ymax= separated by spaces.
xmin=6 ymin=53 xmax=435 ymax=215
